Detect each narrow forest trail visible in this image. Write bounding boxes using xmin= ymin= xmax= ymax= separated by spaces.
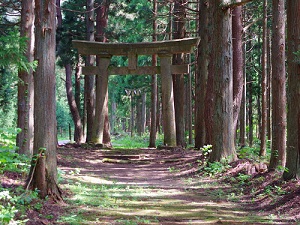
xmin=56 ymin=147 xmax=289 ymax=225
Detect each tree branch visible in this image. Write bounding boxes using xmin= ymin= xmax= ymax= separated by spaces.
xmin=221 ymin=0 xmax=255 ymax=10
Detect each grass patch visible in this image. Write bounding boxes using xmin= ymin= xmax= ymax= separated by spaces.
xmin=111 ymin=133 xmax=164 ymax=149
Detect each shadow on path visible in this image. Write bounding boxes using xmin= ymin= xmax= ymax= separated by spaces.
xmin=57 ymin=147 xmax=291 ymax=225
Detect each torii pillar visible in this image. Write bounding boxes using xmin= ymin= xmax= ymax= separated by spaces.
xmin=91 ymin=55 xmax=111 ymax=144
xmin=159 ymin=53 xmax=176 ymax=146
xmin=73 ymin=38 xmax=200 ymax=147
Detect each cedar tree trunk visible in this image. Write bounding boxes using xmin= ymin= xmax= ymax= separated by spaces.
xmin=269 ymin=0 xmax=286 ymax=170
xmin=172 ymin=0 xmax=187 ymax=147
xmin=283 ymin=0 xmax=300 ymax=180
xmin=85 ymin=0 xmax=95 ymax=142
xmin=27 ymin=0 xmax=62 ymax=201
xmin=17 ymin=0 xmax=35 ymax=156
xmin=65 ymin=63 xmax=84 ymax=143
xmin=210 ymin=1 xmax=237 ymax=162
xmin=195 ymin=0 xmax=209 ymax=148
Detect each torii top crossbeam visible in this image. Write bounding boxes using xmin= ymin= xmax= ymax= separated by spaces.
xmin=72 ymin=37 xmax=200 ymax=147
xmin=73 ymin=38 xmax=200 ymax=76
xmin=73 ymin=37 xmax=200 ymax=56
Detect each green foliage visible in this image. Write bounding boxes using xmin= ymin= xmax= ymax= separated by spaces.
xmin=107 ymin=1 xmax=152 ymax=43
xmin=168 ymin=166 xmax=180 ymax=173
xmin=200 ymin=145 xmax=213 ymax=158
xmin=238 ymin=138 xmax=271 ymax=162
xmin=0 ymin=187 xmax=41 ymax=224
xmin=0 ymin=29 xmax=37 ymax=128
xmin=203 ymin=161 xmax=231 ymax=177
xmin=293 ymin=50 xmax=300 ymax=64
xmin=0 ymin=29 xmax=37 ymax=72
xmin=112 ymin=133 xmax=163 ymax=149
xmin=236 ymin=174 xmax=251 ymax=185
xmin=115 ymin=216 xmax=154 ymax=225
xmin=257 ymin=184 xmax=287 ymax=198
xmin=57 ymin=0 xmax=86 ymax=66
xmin=0 ymin=67 xmax=18 ymax=128
xmin=0 ymin=129 xmax=45 ymax=224
xmin=0 ymin=128 xmax=30 ymax=174
xmin=56 ymin=67 xmax=73 ymax=136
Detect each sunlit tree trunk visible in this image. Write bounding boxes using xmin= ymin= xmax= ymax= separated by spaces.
xmin=172 ymin=0 xmax=187 ymax=147
xmin=17 ymin=0 xmax=35 ymax=156
xmin=27 ymin=0 xmax=62 ymax=201
xmin=149 ymin=0 xmax=158 ymax=147
xmin=56 ymin=0 xmax=83 ymax=144
xmin=269 ymin=0 xmax=286 ymax=170
xmin=248 ymin=47 xmax=254 ymax=147
xmin=65 ymin=64 xmax=84 ymax=143
xmin=94 ymin=1 xmax=111 ymax=145
xmin=85 ymin=0 xmax=95 ymax=142
xmin=195 ymin=0 xmax=209 ymax=148
xmin=260 ymin=0 xmax=268 ymax=156
xmin=232 ymin=0 xmax=244 ymax=136
xmin=209 ymin=1 xmax=237 ymax=162
xmin=267 ymin=28 xmax=272 ymax=142
xmin=75 ymin=62 xmax=81 ymax=117
xmin=283 ymin=0 xmax=300 ymax=180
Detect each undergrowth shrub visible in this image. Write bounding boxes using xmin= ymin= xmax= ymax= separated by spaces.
xmin=0 ymin=187 xmax=41 ymax=224
xmin=0 ymin=128 xmax=30 ymax=174
xmin=204 ymin=161 xmax=231 ymax=177
xmin=0 ymin=128 xmax=34 ymax=224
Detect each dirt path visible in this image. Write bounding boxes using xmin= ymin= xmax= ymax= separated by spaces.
xmin=56 ymin=147 xmax=291 ymax=225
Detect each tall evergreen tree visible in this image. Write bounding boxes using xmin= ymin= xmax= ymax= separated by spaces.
xmin=85 ymin=0 xmax=96 ymax=142
xmin=27 ymin=0 xmax=62 ymax=200
xmin=269 ymin=0 xmax=286 ymax=170
xmin=209 ymin=1 xmax=237 ymax=162
xmin=195 ymin=0 xmax=209 ymax=148
xmin=17 ymin=0 xmax=35 ymax=156
xmin=283 ymin=0 xmax=300 ymax=180
xmin=172 ymin=0 xmax=187 ymax=147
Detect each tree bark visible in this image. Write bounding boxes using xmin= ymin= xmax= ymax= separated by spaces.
xmin=259 ymin=0 xmax=268 ymax=156
xmin=187 ymin=66 xmax=193 ymax=145
xmin=267 ymin=28 xmax=272 ymax=141
xmin=149 ymin=0 xmax=157 ymax=148
xmin=110 ymin=100 xmax=116 ymax=134
xmin=137 ymin=96 xmax=142 ymax=136
xmin=28 ymin=0 xmax=62 ymax=201
xmin=75 ymin=62 xmax=81 ymax=117
xmin=210 ymin=0 xmax=237 ymax=162
xmin=283 ymin=0 xmax=300 ymax=180
xmin=232 ymin=0 xmax=244 ymax=134
xmin=94 ymin=1 xmax=111 ymax=146
xmin=239 ymin=36 xmax=247 ymax=147
xmin=103 ymin=109 xmax=111 ymax=147
xmin=17 ymin=0 xmax=35 ymax=156
xmin=65 ymin=64 xmax=84 ymax=143
xmin=141 ymin=92 xmax=146 ymax=134
xmin=85 ymin=0 xmax=95 ymax=143
xmin=248 ymin=72 xmax=253 ymax=147
xmin=269 ymin=0 xmax=286 ymax=170
xmin=204 ymin=3 xmax=214 ymax=146
xmin=172 ymin=0 xmax=187 ymax=147
xmin=195 ymin=0 xmax=209 ymax=148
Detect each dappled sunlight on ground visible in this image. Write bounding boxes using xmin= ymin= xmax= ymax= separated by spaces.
xmin=52 ymin=146 xmax=293 ymax=225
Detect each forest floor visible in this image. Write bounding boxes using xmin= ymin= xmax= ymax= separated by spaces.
xmin=5 ymin=144 xmax=300 ymax=224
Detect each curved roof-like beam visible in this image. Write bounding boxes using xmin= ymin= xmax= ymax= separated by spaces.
xmin=72 ymin=37 xmax=200 ymax=56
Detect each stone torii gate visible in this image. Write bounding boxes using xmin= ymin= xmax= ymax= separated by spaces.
xmin=73 ymin=37 xmax=200 ymax=147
